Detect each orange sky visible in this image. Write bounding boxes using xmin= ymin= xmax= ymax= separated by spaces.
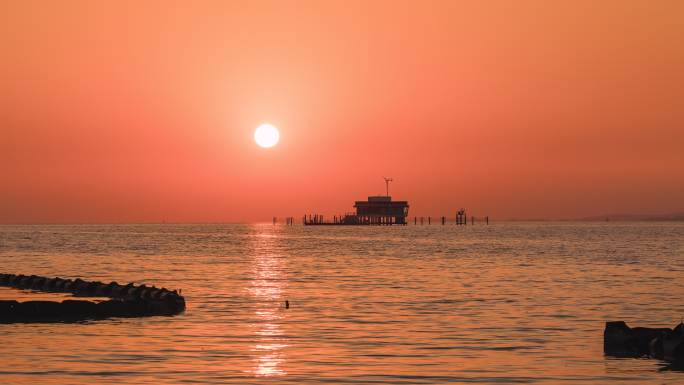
xmin=2 ymin=1 xmax=683 ymax=223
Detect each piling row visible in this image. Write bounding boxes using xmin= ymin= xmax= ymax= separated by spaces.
xmin=0 ymin=273 xmax=186 ymax=322
xmin=299 ymin=214 xmax=491 ymax=226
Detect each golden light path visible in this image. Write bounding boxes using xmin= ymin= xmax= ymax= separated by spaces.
xmin=247 ymin=226 xmax=288 ymax=377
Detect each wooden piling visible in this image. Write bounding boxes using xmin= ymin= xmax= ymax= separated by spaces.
xmin=455 ymin=209 xmax=466 ymax=225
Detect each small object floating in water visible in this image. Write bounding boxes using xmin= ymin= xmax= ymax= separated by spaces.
xmin=604 ymin=321 xmax=684 ymax=362
xmin=285 ymin=300 xmax=289 ymax=309
xmin=0 ymin=273 xmax=186 ymax=323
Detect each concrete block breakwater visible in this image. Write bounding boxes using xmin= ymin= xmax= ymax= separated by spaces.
xmin=604 ymin=321 xmax=684 ymax=362
xmin=0 ymin=273 xmax=185 ymax=322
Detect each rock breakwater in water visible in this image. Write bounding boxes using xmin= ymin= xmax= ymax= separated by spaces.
xmin=604 ymin=321 xmax=684 ymax=363
xmin=0 ymin=273 xmax=185 ymax=322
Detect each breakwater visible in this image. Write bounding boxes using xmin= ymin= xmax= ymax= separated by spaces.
xmin=0 ymin=273 xmax=185 ymax=322
xmin=604 ymin=321 xmax=684 ymax=362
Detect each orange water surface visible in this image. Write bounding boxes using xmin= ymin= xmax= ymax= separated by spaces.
xmin=0 ymin=223 xmax=683 ymax=384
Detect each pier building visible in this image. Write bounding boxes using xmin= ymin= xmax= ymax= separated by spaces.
xmin=304 ymin=196 xmax=409 ymax=226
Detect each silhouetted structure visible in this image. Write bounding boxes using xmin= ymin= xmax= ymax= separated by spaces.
xmin=299 ymin=178 xmax=490 ymax=226
xmin=304 ymin=196 xmax=409 ymax=226
xmin=353 ymin=196 xmax=409 ymax=225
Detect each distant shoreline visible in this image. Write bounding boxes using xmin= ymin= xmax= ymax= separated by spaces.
xmin=505 ymin=214 xmax=684 ymax=222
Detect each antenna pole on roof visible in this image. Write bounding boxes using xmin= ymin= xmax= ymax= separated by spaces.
xmin=383 ymin=177 xmax=393 ymax=197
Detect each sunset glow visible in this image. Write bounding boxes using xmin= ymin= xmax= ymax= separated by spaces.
xmin=254 ymin=124 xmax=280 ymax=148
xmin=1 ymin=2 xmax=684 ymax=385
xmin=1 ymin=1 xmax=682 ymax=223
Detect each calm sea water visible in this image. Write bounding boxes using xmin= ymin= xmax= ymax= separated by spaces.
xmin=0 ymin=223 xmax=683 ymax=384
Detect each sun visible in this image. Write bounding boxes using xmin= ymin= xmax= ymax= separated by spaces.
xmin=254 ymin=124 xmax=280 ymax=148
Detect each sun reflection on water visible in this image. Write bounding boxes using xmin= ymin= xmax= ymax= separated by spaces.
xmin=247 ymin=225 xmax=289 ymax=377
